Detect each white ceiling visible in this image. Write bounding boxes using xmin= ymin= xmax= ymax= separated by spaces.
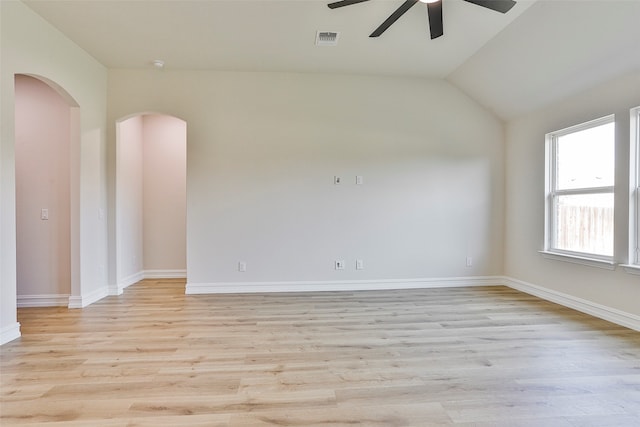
xmin=23 ymin=0 xmax=640 ymax=120
xmin=449 ymin=0 xmax=640 ymax=118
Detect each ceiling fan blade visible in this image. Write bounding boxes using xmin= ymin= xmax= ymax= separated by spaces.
xmin=462 ymin=0 xmax=516 ymax=14
xmin=328 ymin=0 xmax=371 ymax=9
xmin=427 ymin=1 xmax=443 ymax=39
xmin=370 ymin=0 xmax=419 ymax=37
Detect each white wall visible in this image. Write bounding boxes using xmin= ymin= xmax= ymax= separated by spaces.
xmin=142 ymin=114 xmax=186 ymax=273
xmin=1 ymin=0 xmax=108 ymax=344
xmin=505 ymin=72 xmax=640 ymax=317
xmin=15 ymin=74 xmax=71 ymax=301
xmin=108 ymin=70 xmax=504 ymax=290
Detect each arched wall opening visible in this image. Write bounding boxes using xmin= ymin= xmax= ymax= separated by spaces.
xmin=114 ymin=113 xmax=187 ymax=293
xmin=14 ymin=74 xmax=80 ymax=307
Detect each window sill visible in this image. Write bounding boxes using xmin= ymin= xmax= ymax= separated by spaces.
xmin=539 ymin=251 xmax=616 ymax=270
xmin=620 ymin=264 xmax=640 ymax=276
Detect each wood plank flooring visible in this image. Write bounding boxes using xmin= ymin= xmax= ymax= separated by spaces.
xmin=1 ymin=279 xmax=639 ymax=426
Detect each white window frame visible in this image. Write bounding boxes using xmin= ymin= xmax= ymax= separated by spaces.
xmin=542 ymin=115 xmax=616 ymax=268
xmin=625 ymin=107 xmax=640 ymax=274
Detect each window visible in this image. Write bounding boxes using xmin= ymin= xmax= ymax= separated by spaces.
xmin=544 ymin=116 xmax=615 ymax=262
xmin=630 ymin=107 xmax=640 ymax=268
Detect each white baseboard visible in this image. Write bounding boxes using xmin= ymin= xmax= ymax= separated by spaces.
xmin=0 ymin=322 xmax=21 ymax=345
xmin=108 ymin=283 xmax=123 ymax=296
xmin=110 ymin=271 xmax=145 ymax=296
xmin=17 ymin=294 xmax=70 ymax=308
xmin=186 ymin=276 xmax=500 ymax=295
xmin=144 ymin=269 xmax=187 ymax=279
xmin=109 ymin=270 xmax=185 ymax=296
xmin=121 ymin=271 xmax=145 ymax=288
xmin=68 ymin=286 xmax=109 ymax=309
xmin=500 ymin=276 xmax=640 ymax=332
xmin=187 ymin=275 xmax=640 ymax=332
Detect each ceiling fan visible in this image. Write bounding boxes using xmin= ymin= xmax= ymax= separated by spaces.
xmin=327 ymin=0 xmax=517 ymax=39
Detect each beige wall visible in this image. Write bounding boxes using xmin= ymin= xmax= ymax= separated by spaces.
xmin=116 ymin=116 xmax=144 ymax=284
xmin=1 ymin=0 xmax=107 ymax=343
xmin=15 ymin=75 xmax=71 ymax=300
xmin=108 ymin=70 xmax=505 ymax=288
xmin=142 ymin=115 xmax=186 ymax=272
xmin=116 ymin=113 xmax=186 ymax=286
xmin=505 ymin=72 xmax=640 ymax=317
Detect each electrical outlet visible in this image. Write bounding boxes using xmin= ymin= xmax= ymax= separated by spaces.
xmin=335 ymin=260 xmax=345 ymax=270
xmin=466 ymin=256 xmax=473 ymax=267
xmin=334 ymin=176 xmax=342 ymax=185
xmin=41 ymin=208 xmax=49 ymax=220
xmin=356 ymin=259 xmax=364 ymax=270
xmin=238 ymin=261 xmax=247 ymax=272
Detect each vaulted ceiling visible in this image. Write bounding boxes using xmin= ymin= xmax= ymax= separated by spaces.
xmin=23 ymin=0 xmax=640 ymax=119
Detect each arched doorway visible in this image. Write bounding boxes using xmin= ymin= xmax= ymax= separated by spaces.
xmin=14 ymin=74 xmax=80 ymax=307
xmin=114 ymin=113 xmax=187 ymax=293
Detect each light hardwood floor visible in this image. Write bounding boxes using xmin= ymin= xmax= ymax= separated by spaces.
xmin=1 ymin=279 xmax=639 ymax=426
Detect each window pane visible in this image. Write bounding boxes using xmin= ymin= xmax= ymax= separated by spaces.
xmin=554 ymin=193 xmax=613 ymax=256
xmin=556 ymin=122 xmax=615 ymax=190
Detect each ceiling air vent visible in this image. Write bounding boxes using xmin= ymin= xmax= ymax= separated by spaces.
xmin=315 ymin=31 xmax=340 ymax=46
